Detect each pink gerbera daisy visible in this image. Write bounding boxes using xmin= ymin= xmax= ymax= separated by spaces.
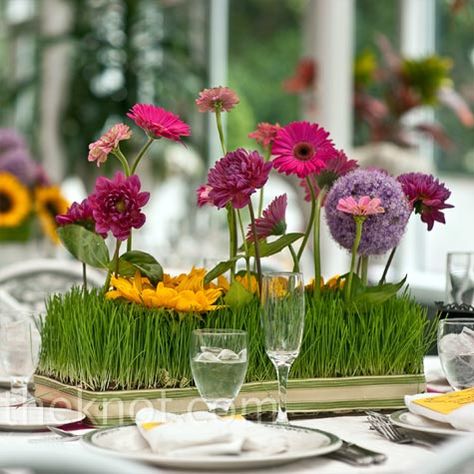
xmin=246 ymin=194 xmax=287 ymax=242
xmin=248 ymin=122 xmax=281 ymax=149
xmin=88 ymin=123 xmax=131 ymax=167
xmin=127 ymin=103 xmax=191 ymax=141
xmin=337 ymin=196 xmax=385 ymax=216
xmin=195 ymin=86 xmax=239 ymax=113
xmin=397 ymin=172 xmax=454 ymax=231
xmin=271 ymin=121 xmax=337 ymax=178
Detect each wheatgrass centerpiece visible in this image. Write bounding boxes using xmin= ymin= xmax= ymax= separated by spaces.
xmin=35 ymin=89 xmax=453 ymax=426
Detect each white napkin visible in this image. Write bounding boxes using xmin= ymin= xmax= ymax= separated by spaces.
xmin=405 ymin=393 xmax=474 ymax=432
xmin=135 ymin=408 xmax=288 ymax=457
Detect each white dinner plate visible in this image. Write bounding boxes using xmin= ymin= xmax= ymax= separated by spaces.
xmin=0 ymin=406 xmax=85 ymax=431
xmin=0 ymin=391 xmax=27 ymax=407
xmin=390 ymin=409 xmax=471 ymax=436
xmin=82 ymin=423 xmax=342 ymax=470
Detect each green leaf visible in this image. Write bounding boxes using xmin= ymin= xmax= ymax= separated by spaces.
xmin=204 ymin=258 xmax=242 ymax=285
xmin=224 ymin=279 xmax=255 ymax=308
xmin=353 ymin=275 xmax=407 ymax=306
xmin=246 ymin=233 xmax=304 ymax=258
xmin=116 ymin=251 xmax=163 ymax=284
xmin=57 ymin=225 xmax=109 ymax=269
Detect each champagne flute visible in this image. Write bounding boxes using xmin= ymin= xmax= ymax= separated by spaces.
xmin=190 ymin=329 xmax=248 ymax=414
xmin=261 ymin=272 xmax=305 ymax=424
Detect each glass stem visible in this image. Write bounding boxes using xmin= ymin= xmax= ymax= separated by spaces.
xmin=10 ymin=376 xmax=29 ymax=401
xmin=275 ymin=363 xmax=290 ymax=424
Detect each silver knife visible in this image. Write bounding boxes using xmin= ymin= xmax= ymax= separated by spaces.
xmin=328 ymin=440 xmax=387 ymax=466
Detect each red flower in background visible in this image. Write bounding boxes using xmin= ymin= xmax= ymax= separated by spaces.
xmin=248 ymin=122 xmax=281 ymax=149
xmin=282 ymin=58 xmax=316 ymax=93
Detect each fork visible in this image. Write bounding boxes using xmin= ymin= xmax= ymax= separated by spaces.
xmin=366 ymin=413 xmax=433 ymax=448
xmin=46 ymin=425 xmax=82 ymax=441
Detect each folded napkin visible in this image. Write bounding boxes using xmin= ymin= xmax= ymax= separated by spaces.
xmin=135 ymin=408 xmax=288 ymax=457
xmin=405 ymin=388 xmax=474 ymax=432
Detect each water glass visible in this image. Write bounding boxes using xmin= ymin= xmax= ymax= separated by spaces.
xmin=438 ymin=319 xmax=474 ymax=390
xmin=190 ymin=329 xmax=248 ymax=413
xmin=446 ymin=252 xmax=474 ymax=305
xmin=0 ymin=311 xmax=41 ymax=401
xmin=261 ymin=272 xmax=305 ymax=424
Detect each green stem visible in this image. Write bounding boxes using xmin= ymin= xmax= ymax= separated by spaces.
xmin=215 ymin=109 xmax=226 ymax=155
xmin=379 ymin=246 xmax=397 ymax=285
xmin=296 ymin=177 xmax=318 ymax=263
xmin=103 ymin=240 xmax=122 ymax=293
xmin=226 ymin=205 xmax=237 ymax=280
xmin=361 ymin=256 xmax=369 ymax=285
xmin=345 ymin=217 xmax=365 ymax=301
xmin=112 ymin=148 xmax=132 ymax=176
xmin=237 ymin=209 xmax=251 ymax=281
xmin=82 ymin=262 xmax=87 ymax=293
xmin=248 ymin=200 xmax=262 ymax=296
xmin=127 ymin=234 xmax=132 ymax=252
xmin=131 ymin=136 xmax=155 ymax=174
xmin=257 ymin=147 xmax=272 ymax=217
xmin=289 ymin=243 xmax=299 ymax=272
xmin=312 ymin=186 xmax=327 ymax=299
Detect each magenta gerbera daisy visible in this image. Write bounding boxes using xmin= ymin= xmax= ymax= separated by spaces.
xmin=195 ymin=86 xmax=239 ymax=113
xmin=246 ymin=194 xmax=287 ymax=242
xmin=397 ymin=172 xmax=454 ymax=231
xmin=89 ymin=172 xmax=150 ymax=240
xmin=127 ymin=103 xmax=191 ymax=141
xmin=271 ymin=121 xmax=337 ymax=178
xmin=207 ymin=148 xmax=272 ymax=209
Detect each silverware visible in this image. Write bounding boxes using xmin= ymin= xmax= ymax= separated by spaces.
xmin=46 ymin=425 xmax=81 ymax=441
xmin=366 ymin=412 xmax=433 ymax=449
xmin=328 ymin=440 xmax=387 ymax=466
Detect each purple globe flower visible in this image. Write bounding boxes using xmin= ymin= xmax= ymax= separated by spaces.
xmin=89 ymin=172 xmax=150 ymax=240
xmin=0 ymin=128 xmax=27 ymax=154
xmin=325 ymin=169 xmax=411 ymax=256
xmin=0 ymin=149 xmax=38 ymax=186
xmin=207 ymin=148 xmax=272 ymax=209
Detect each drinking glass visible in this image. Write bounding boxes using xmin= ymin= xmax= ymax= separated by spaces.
xmin=0 ymin=311 xmax=41 ymax=401
xmin=261 ymin=272 xmax=305 ymax=424
xmin=438 ymin=319 xmax=474 ymax=390
xmin=446 ymin=252 xmax=474 ymax=305
xmin=190 ymin=329 xmax=248 ymax=413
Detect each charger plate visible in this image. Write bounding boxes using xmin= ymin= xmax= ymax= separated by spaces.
xmin=390 ymin=409 xmax=470 ymax=436
xmin=82 ymin=423 xmax=342 ymax=470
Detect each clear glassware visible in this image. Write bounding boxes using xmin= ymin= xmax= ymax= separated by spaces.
xmin=261 ymin=272 xmax=305 ymax=424
xmin=190 ymin=328 xmax=248 ymax=414
xmin=0 ymin=311 xmax=41 ymax=402
xmin=438 ymin=318 xmax=474 ymax=390
xmin=446 ymin=252 xmax=474 ymax=305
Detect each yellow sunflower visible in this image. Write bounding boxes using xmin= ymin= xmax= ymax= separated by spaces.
xmin=0 ymin=173 xmax=31 ymax=227
xmin=35 ymin=185 xmax=69 ymax=243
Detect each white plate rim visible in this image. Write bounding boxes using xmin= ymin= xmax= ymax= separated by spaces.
xmin=82 ymin=423 xmax=342 ymax=469
xmin=389 ymin=409 xmax=470 ymax=436
xmin=0 ymin=406 xmax=85 ymax=430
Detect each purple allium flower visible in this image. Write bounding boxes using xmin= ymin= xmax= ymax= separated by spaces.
xmin=246 ymin=194 xmax=287 ymax=241
xmin=325 ymin=169 xmax=411 ymax=256
xmin=207 ymin=148 xmax=272 ymax=209
xmin=89 ymin=172 xmax=150 ymax=240
xmin=0 ymin=149 xmax=38 ymax=186
xmin=0 ymin=128 xmax=27 ymax=154
xmin=56 ymin=198 xmax=106 ymax=237
xmin=397 ymin=172 xmax=454 ymax=231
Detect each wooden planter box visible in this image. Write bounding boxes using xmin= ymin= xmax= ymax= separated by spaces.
xmin=34 ymin=373 xmax=425 ymax=426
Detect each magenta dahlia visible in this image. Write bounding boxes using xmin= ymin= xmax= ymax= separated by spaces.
xmin=88 ymin=123 xmax=131 ymax=167
xmin=56 ymin=198 xmax=106 ymax=237
xmin=89 ymin=172 xmax=150 ymax=240
xmin=196 ymin=184 xmax=214 ymax=207
xmin=246 ymin=194 xmax=287 ymax=242
xmin=271 ymin=121 xmax=337 ymax=178
xmin=207 ymin=148 xmax=272 ymax=209
xmin=248 ymin=122 xmax=281 ymax=149
xmin=127 ymin=103 xmax=191 ymax=141
xmin=195 ymin=86 xmax=239 ymax=113
xmin=397 ymin=172 xmax=454 ymax=231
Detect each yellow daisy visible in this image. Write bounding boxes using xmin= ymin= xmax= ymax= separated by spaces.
xmin=35 ymin=186 xmax=69 ymax=244
xmin=0 ymin=173 xmax=31 ymax=227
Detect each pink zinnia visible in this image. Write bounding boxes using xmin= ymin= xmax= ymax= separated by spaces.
xmin=248 ymin=122 xmax=281 ymax=149
xmin=195 ymin=86 xmax=239 ymax=113
xmin=89 ymin=172 xmax=150 ymax=240
xmin=127 ymin=103 xmax=191 ymax=141
xmin=272 ymin=121 xmax=337 ymax=178
xmin=88 ymin=123 xmax=131 ymax=167
xmin=196 ymin=184 xmax=214 ymax=207
xmin=337 ymin=196 xmax=385 ymax=216
xmin=300 ymin=150 xmax=359 ymax=202
xmin=246 ymin=194 xmax=287 ymax=242
xmin=207 ymin=148 xmax=272 ymax=209
xmin=397 ymin=172 xmax=454 ymax=231
xmin=56 ymin=198 xmax=106 ymax=237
